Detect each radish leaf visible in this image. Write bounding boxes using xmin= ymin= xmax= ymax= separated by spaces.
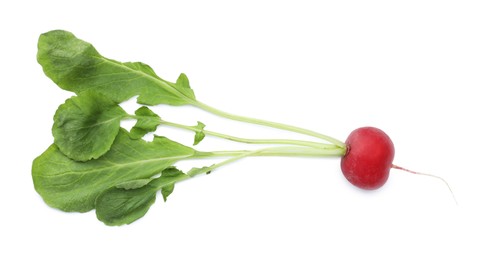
xmin=188 ymin=166 xmax=213 ymax=176
xmin=115 ymin=179 xmax=154 ymax=190
xmin=95 ymin=167 xmax=188 ymax=226
xmin=37 ymin=30 xmax=195 ymax=106
xmin=32 ymin=129 xmax=195 ymax=212
xmin=53 ymin=92 xmax=127 ymax=161
xmin=129 ymin=106 xmax=161 ymax=139
xmin=175 ymin=73 xmax=195 ymax=100
xmin=158 ymin=167 xmax=187 ymax=201
xmin=95 ymin=183 xmax=158 ymax=226
xmin=193 ymin=121 xmax=206 ymax=145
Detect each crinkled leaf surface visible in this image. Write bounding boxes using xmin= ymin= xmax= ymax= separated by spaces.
xmin=95 ymin=167 xmax=188 ymax=226
xmin=37 ymin=30 xmax=196 ymax=106
xmin=32 ymin=129 xmax=195 ymax=212
xmin=129 ymin=106 xmax=161 ymax=139
xmin=96 ymin=184 xmax=157 ymax=226
xmin=53 ymin=92 xmax=127 ymax=161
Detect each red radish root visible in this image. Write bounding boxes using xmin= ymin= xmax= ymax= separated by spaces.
xmin=341 ymin=127 xmax=395 ymax=190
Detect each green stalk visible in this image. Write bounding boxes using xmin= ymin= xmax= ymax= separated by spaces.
xmin=191 ymin=100 xmax=346 ymax=148
xmin=157 ymin=119 xmax=336 ymax=150
xmin=188 ymin=146 xmax=345 ymax=178
xmin=202 ymin=146 xmax=345 ymax=158
xmin=152 ymin=71 xmax=344 ymax=148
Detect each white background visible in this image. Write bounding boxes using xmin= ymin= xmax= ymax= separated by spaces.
xmin=1 ymin=0 xmax=488 ymax=259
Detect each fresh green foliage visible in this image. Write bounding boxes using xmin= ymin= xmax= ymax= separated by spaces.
xmin=33 ymin=29 xmax=347 ymax=225
xmin=129 ymin=106 xmax=161 ymax=139
xmin=37 ymin=30 xmax=345 ymax=147
xmin=193 ymin=121 xmax=206 ymax=145
xmin=116 ymin=179 xmax=154 ymax=190
xmin=37 ymin=30 xmax=196 ymax=106
xmin=175 ymin=73 xmax=196 ymax=100
xmin=53 ymin=91 xmax=127 ymax=161
xmin=157 ymin=167 xmax=188 ymax=201
xmin=95 ymin=167 xmax=188 ymax=226
xmin=32 ymin=129 xmax=195 ymax=212
xmin=95 ymin=184 xmax=159 ymax=226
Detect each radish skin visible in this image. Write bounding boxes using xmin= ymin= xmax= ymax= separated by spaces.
xmin=341 ymin=127 xmax=395 ymax=190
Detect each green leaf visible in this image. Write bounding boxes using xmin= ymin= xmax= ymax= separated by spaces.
xmin=32 ymin=129 xmax=195 ymax=212
xmin=115 ymin=179 xmax=154 ymax=190
xmin=161 ymin=185 xmax=175 ymax=202
xmin=129 ymin=106 xmax=161 ymax=139
xmin=37 ymin=30 xmax=196 ymax=106
xmin=52 ymin=92 xmax=127 ymax=161
xmin=187 ymin=165 xmax=214 ymax=177
xmin=193 ymin=121 xmax=206 ymax=145
xmin=95 ymin=184 xmax=158 ymax=226
xmin=95 ymin=167 xmax=188 ymax=226
xmin=175 ymin=73 xmax=195 ymax=100
xmin=157 ymin=167 xmax=187 ymax=201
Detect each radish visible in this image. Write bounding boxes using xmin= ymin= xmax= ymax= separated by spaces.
xmin=341 ymin=127 xmax=456 ymax=204
xmin=34 ymin=30 xmax=457 ymax=226
xmin=341 ymin=127 xmax=395 ymax=190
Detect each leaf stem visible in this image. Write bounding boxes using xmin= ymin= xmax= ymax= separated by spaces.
xmin=138 ymin=70 xmax=344 ymax=148
xmin=191 ymin=100 xmax=346 ymax=148
xmin=158 ymin=119 xmax=336 ymax=150
xmin=202 ymin=146 xmax=345 ymax=158
xmin=188 ymin=146 xmax=344 ymax=178
xmin=128 ymin=115 xmax=339 ymax=150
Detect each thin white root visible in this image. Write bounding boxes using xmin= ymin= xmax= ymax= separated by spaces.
xmin=391 ymin=164 xmax=458 ymax=205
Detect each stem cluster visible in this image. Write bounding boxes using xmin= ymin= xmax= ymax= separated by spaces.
xmin=130 ymin=108 xmax=346 ymax=177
